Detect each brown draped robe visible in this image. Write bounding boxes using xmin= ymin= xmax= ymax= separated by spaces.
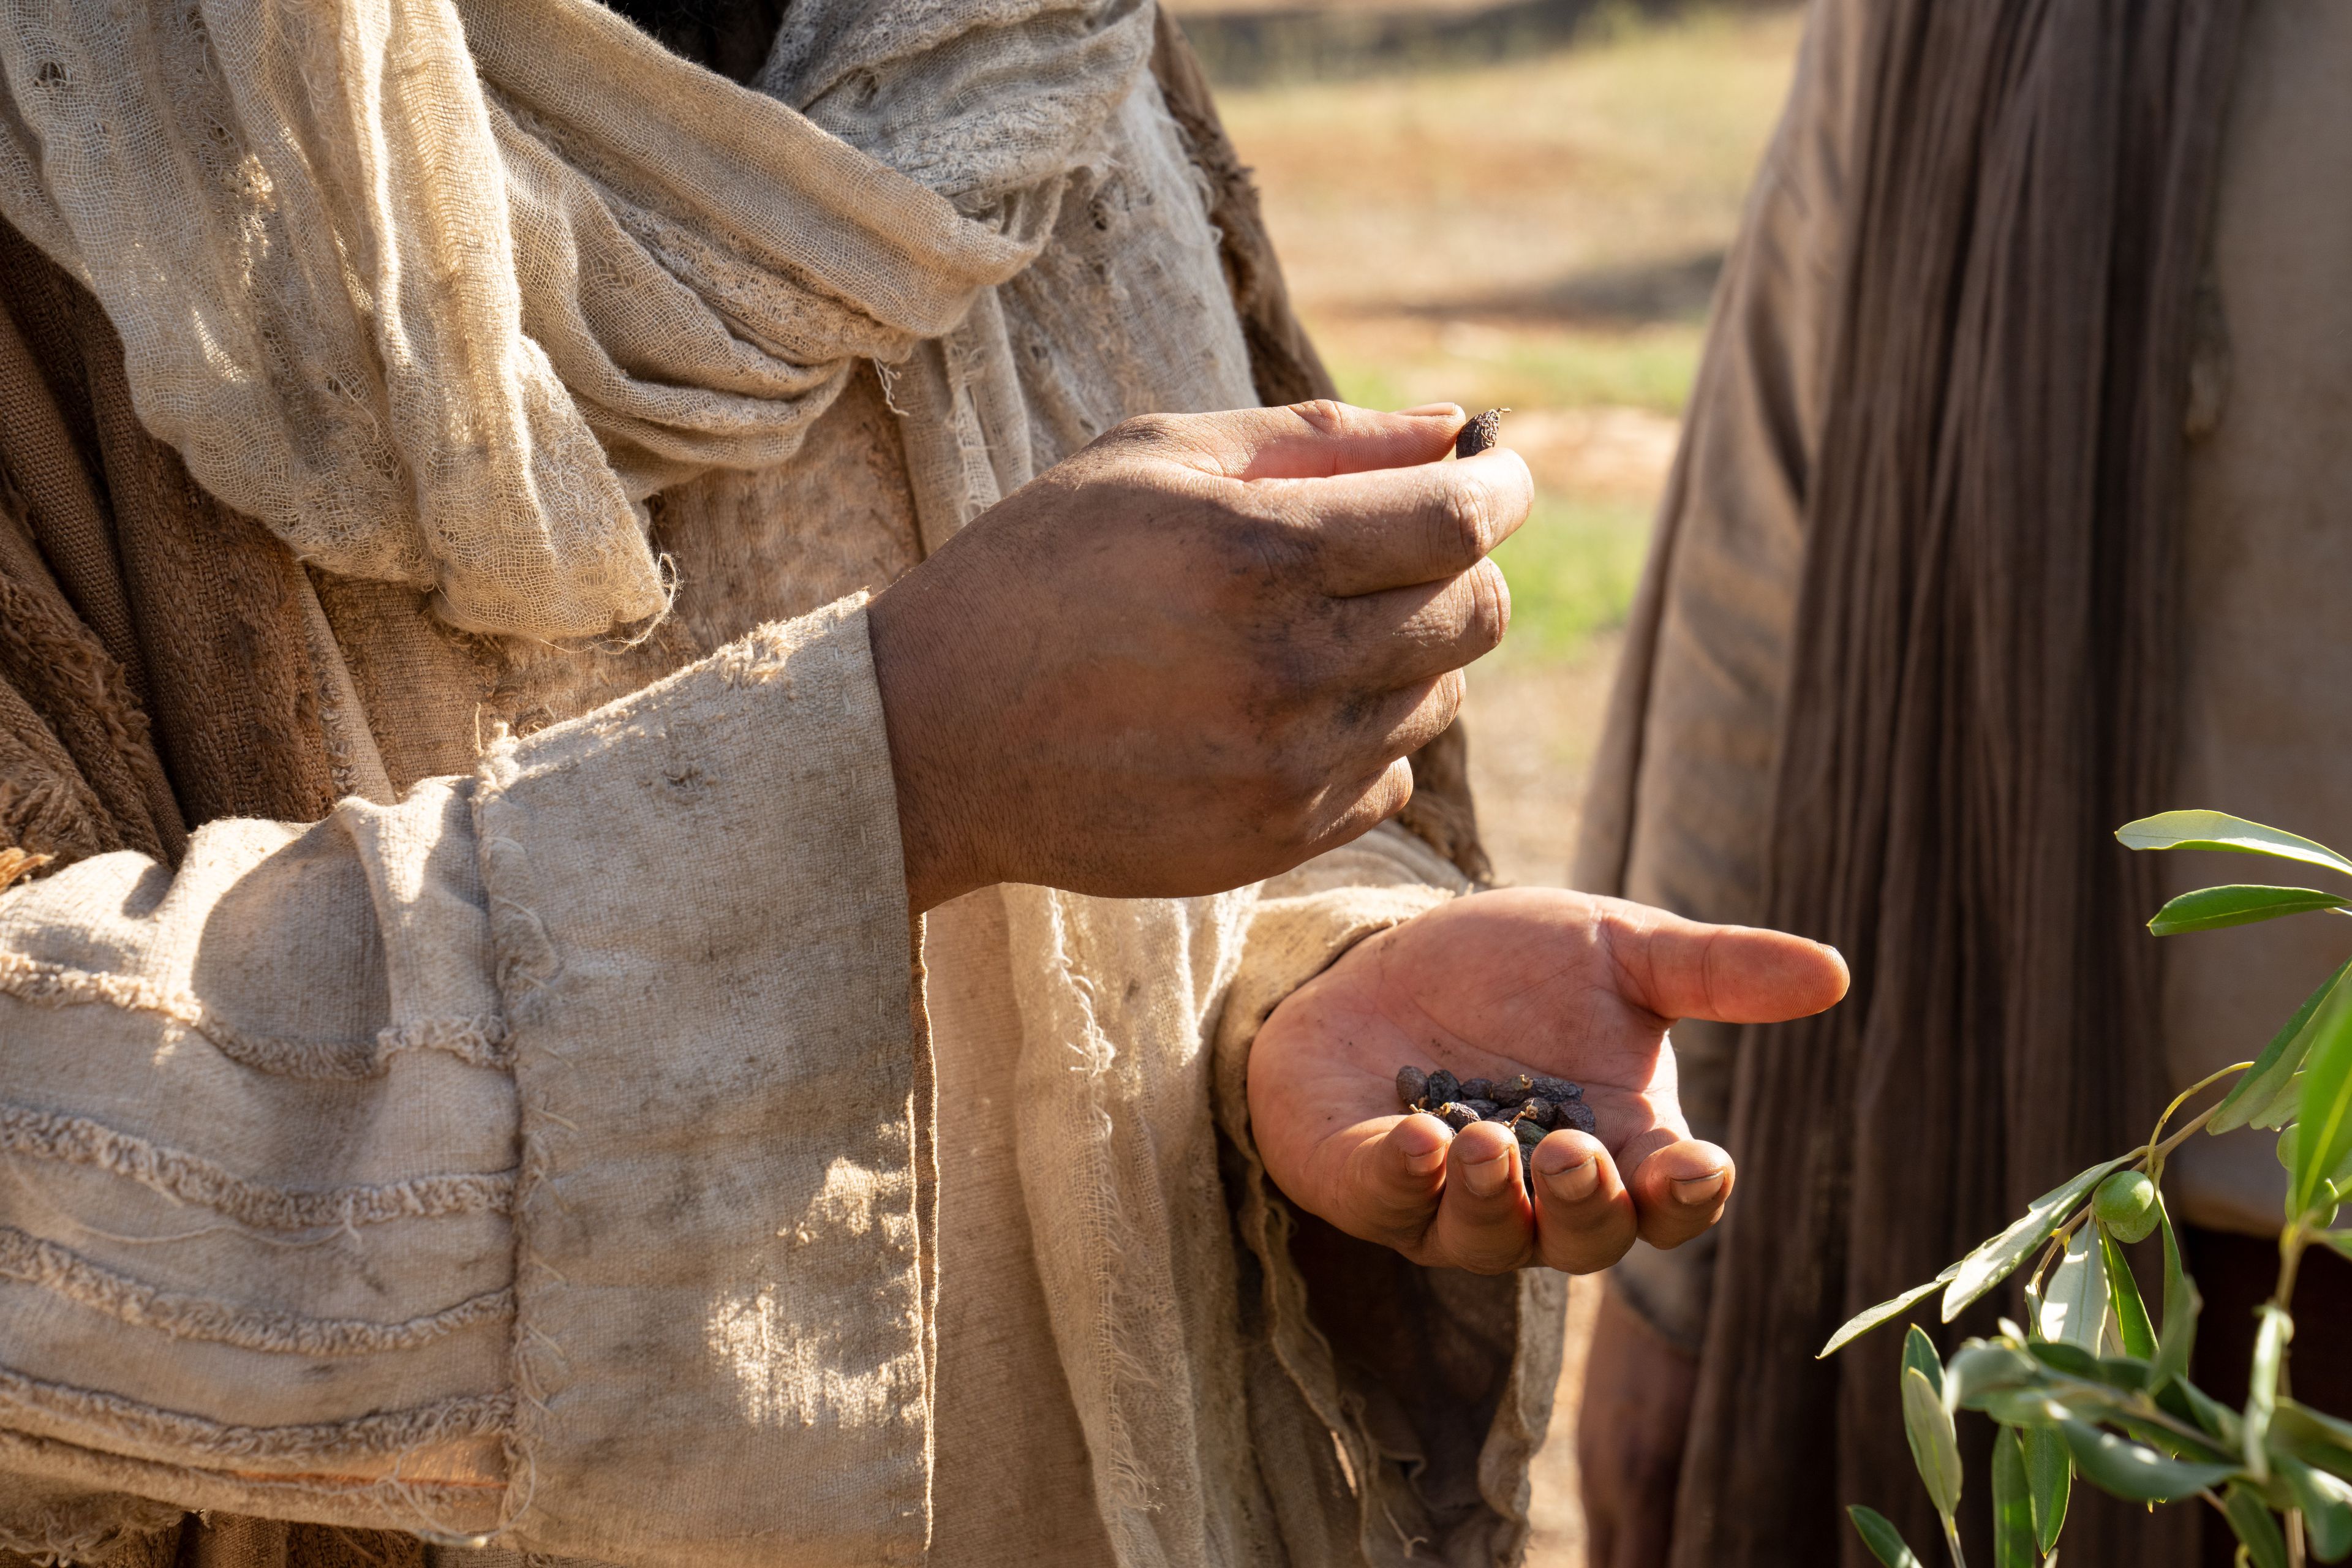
xmin=1578 ymin=2 xmax=2245 ymax=1564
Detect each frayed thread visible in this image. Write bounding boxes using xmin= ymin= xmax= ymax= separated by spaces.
xmin=0 ymin=1102 xmax=513 ymax=1229
xmin=0 ymin=952 xmax=510 ymax=1077
xmin=0 ymin=1357 xmax=513 ymax=1461
xmin=0 ymin=1224 xmax=513 ymax=1355
xmin=0 ymin=1491 xmax=184 ymax=1566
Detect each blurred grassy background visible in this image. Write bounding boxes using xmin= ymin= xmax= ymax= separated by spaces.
xmin=1169 ymin=3 xmax=1803 ymax=1558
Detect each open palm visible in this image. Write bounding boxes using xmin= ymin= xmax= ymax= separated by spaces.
xmin=1248 ymin=888 xmax=1848 ymax=1274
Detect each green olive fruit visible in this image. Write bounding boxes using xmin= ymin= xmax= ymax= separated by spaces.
xmin=2092 ymin=1170 xmax=2160 ymax=1244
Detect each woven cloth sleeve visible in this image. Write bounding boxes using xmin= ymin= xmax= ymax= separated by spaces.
xmin=0 ymin=598 xmax=924 ymax=1568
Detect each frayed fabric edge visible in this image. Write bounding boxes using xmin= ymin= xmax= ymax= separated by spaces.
xmin=0 ymin=1223 xmax=513 ymax=1355
xmin=0 ymin=952 xmax=511 ymax=1078
xmin=0 ymin=1102 xmax=515 ymax=1230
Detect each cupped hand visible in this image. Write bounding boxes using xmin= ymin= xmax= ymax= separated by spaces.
xmin=866 ymin=401 xmax=1531 ymax=910
xmin=1247 ymin=888 xmax=1847 ymax=1274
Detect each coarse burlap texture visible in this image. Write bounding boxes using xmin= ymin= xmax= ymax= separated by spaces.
xmin=0 ymin=7 xmax=1550 ymax=1562
xmin=0 ymin=0 xmax=1155 ymax=637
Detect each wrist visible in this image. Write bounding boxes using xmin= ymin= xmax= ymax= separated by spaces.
xmin=867 ymin=581 xmax=987 ymax=912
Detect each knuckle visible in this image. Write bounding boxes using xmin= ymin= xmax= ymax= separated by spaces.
xmin=1465 ymin=560 xmax=1511 ymax=650
xmin=1434 ymin=480 xmax=1496 ymax=568
xmin=1287 ymin=398 xmax=1351 ymax=437
xmin=1099 ymin=411 xmax=1186 ymax=458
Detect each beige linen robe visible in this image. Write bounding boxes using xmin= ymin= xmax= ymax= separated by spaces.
xmin=0 ymin=24 xmax=1558 ymax=1568
xmin=1580 ymin=0 xmax=2352 ymax=1349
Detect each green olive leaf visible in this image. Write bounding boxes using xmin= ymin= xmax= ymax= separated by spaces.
xmin=2279 ymin=1456 xmax=2352 ymax=1563
xmin=1902 ymin=1324 xmax=1944 ymax=1400
xmin=2025 ymin=1423 xmax=2071 ymax=1555
xmin=2246 ymin=1305 xmax=2292 ymax=1481
xmin=2225 ymin=1481 xmax=2291 ymax=1568
xmin=1948 ymin=1342 xmax=2048 ymax=1409
xmin=1992 ymin=1427 xmax=2035 ymax=1568
xmin=2212 ymin=958 xmax=2352 ymax=1134
xmin=2097 ymin=1227 xmax=2155 ymax=1365
xmin=2148 ymin=1196 xmax=2198 ymax=1393
xmin=2038 ymin=1226 xmax=2108 ymax=1352
xmin=2147 ymin=884 xmax=2352 ymax=935
xmin=2296 ymin=986 xmax=2352 ymax=1216
xmin=1945 ymin=1158 xmax=2129 ymax=1322
xmin=1847 ymin=1505 xmax=1926 ymax=1568
xmin=2175 ymin=1378 xmax=2245 ymax=1449
xmin=1903 ymin=1366 xmax=1964 ymax=1520
xmin=2272 ymin=1402 xmax=2352 ymax=1485
xmin=1821 ymin=1269 xmax=1958 ymax=1359
xmin=2116 ymin=811 xmax=2352 ymax=880
xmin=2057 ymin=1419 xmax=2237 ymax=1503
xmin=2320 ymin=1231 xmax=2352 ymax=1264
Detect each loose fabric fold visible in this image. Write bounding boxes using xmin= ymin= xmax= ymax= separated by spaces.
xmin=0 ymin=0 xmax=1152 ymax=638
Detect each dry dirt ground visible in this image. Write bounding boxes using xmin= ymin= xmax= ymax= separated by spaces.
xmin=1170 ymin=6 xmax=1804 ymax=1558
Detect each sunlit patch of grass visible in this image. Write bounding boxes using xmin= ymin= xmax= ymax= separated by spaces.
xmin=1319 ymin=318 xmax=1703 ymax=417
xmin=1489 ymin=491 xmax=1653 ymax=663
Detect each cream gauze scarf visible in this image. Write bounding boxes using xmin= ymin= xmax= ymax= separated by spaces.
xmin=0 ymin=0 xmax=1152 ymax=637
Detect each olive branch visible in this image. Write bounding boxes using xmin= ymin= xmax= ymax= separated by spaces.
xmin=1829 ymin=810 xmax=2352 ymax=1568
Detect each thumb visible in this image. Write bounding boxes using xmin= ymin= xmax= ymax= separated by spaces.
xmin=1600 ymin=900 xmax=1850 ymax=1024
xmin=1167 ymin=400 xmax=1468 ymax=481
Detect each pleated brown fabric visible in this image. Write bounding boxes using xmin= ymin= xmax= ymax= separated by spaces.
xmin=0 ymin=223 xmax=337 ymax=844
xmin=1664 ymin=4 xmax=2245 ymax=1565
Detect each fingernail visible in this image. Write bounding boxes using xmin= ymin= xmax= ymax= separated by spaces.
xmin=1392 ymin=1128 xmax=1449 ymax=1175
xmin=1544 ymin=1155 xmax=1600 ymax=1202
xmin=1461 ymin=1151 xmax=1513 ymax=1198
xmin=1673 ymin=1172 xmax=1728 ymax=1205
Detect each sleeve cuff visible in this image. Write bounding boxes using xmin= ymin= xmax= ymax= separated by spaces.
xmin=475 ymin=596 xmax=928 ymax=1568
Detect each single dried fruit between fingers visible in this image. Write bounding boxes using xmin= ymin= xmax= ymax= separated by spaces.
xmin=1455 ymin=407 xmax=1504 ymax=458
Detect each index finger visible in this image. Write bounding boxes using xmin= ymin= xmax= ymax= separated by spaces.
xmin=1257 ymin=447 xmax=1534 ymax=594
xmin=1156 ymin=400 xmax=1468 ymax=480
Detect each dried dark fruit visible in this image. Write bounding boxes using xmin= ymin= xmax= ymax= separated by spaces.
xmin=1424 ymin=1069 xmax=1461 ymax=1108
xmin=1513 ymin=1117 xmax=1545 ymax=1148
xmin=1438 ymin=1102 xmax=1482 ymax=1133
xmin=1460 ymin=1098 xmax=1499 ymax=1119
xmin=1517 ymin=1098 xmax=1555 ymax=1129
xmin=1395 ymin=1065 xmax=1430 ymax=1110
xmin=1555 ymin=1100 xmax=1598 ymax=1136
xmin=1531 ymin=1074 xmax=1583 ymax=1104
xmin=1455 ymin=407 xmax=1503 ymax=458
xmin=1498 ymin=1073 xmax=1536 ymax=1102
xmin=1458 ymin=1077 xmax=1496 ymax=1102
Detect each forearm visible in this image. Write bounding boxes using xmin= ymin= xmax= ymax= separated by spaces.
xmin=0 ymin=598 xmax=930 ymax=1566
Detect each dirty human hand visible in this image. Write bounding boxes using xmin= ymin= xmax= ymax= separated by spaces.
xmin=1247 ymin=889 xmax=1848 ymax=1274
xmin=867 ymin=401 xmax=1531 ymax=911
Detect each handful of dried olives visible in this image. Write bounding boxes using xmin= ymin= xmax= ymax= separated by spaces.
xmin=1393 ymin=1063 xmax=1596 ymax=1191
